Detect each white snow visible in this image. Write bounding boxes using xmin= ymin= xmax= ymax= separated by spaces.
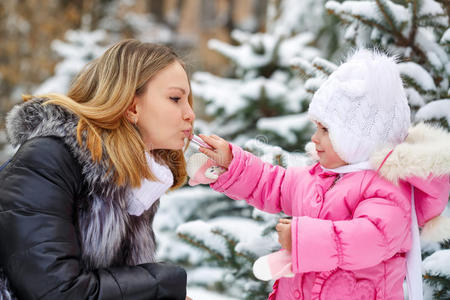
xmin=34 ymin=30 xmax=107 ymax=95
xmin=345 ymin=22 xmax=358 ymax=41
xmin=187 ymin=287 xmax=239 ymax=300
xmin=397 ymin=62 xmax=436 ymax=92
xmin=423 ymin=249 xmax=450 ymax=276
xmin=312 ymin=57 xmax=338 ymax=75
xmin=192 ymin=72 xmax=247 ymax=116
xmin=418 ymin=0 xmax=445 ymax=16
xmin=325 ymin=1 xmax=409 ymax=26
xmin=278 ymin=33 xmax=320 ymax=67
xmin=241 ymin=78 xmax=288 ymax=101
xmin=290 ymin=57 xmax=317 ymax=78
xmin=271 ymin=0 xmax=328 ymax=36
xmin=405 ymin=87 xmax=425 ymax=107
xmin=426 ymin=51 xmax=443 ymax=71
xmin=208 ymin=35 xmax=274 ymax=71
xmin=187 ymin=267 xmax=226 ymax=286
xmin=257 ymin=113 xmax=311 ymax=143
xmin=415 ymin=99 xmax=450 ymax=124
xmin=441 ymin=28 xmax=450 ymax=44
xmin=177 ymin=220 xmax=230 ymax=259
xmin=304 ymin=76 xmax=327 ymax=93
xmin=415 ymin=28 xmax=449 ymax=68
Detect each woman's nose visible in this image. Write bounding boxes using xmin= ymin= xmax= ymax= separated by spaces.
xmin=183 ymin=104 xmax=195 ymax=122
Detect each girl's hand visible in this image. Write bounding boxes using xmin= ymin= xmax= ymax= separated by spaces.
xmin=198 ymin=134 xmax=233 ymax=169
xmin=186 ymin=297 xmax=192 ymax=300
xmin=276 ymin=218 xmax=292 ymax=252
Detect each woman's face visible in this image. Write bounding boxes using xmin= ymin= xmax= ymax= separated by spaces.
xmin=131 ymin=61 xmax=195 ymax=150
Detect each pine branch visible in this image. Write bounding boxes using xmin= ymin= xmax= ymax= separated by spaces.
xmin=375 ymin=0 xmax=410 ymax=44
xmin=178 ymin=233 xmax=225 ymax=261
xmin=375 ymin=0 xmax=400 ymax=31
xmin=424 ymin=273 xmax=450 ymax=299
xmin=328 ymin=1 xmax=429 ymax=64
xmin=290 ymin=57 xmax=317 ymax=79
xmin=407 ymin=0 xmax=419 ymax=45
xmin=312 ymin=57 xmax=338 ymax=76
xmin=326 ymin=1 xmax=394 ymax=35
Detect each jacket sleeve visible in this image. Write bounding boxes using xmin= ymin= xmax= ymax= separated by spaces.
xmin=0 ymin=136 xmax=186 ymax=300
xmin=290 ymin=181 xmax=411 ymax=273
xmin=211 ymin=144 xmax=301 ymax=215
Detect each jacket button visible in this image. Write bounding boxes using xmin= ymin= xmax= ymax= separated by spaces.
xmin=294 ymin=289 xmax=302 ymax=299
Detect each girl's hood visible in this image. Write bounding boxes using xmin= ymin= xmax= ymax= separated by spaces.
xmin=371 ymin=123 xmax=450 ymax=241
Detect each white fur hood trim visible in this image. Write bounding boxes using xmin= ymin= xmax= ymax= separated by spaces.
xmin=371 ymin=123 xmax=450 ymax=184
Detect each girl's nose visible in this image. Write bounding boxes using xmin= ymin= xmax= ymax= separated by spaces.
xmin=311 ymin=131 xmax=319 ymax=144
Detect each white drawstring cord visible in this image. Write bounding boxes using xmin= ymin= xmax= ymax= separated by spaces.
xmin=406 ymin=185 xmax=423 ymax=300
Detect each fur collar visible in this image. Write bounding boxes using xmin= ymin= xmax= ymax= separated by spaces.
xmin=371 ymin=122 xmax=450 ymax=184
xmin=6 ymin=98 xmax=158 ymax=269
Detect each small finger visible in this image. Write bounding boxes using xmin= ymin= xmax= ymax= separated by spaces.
xmin=279 ymin=218 xmax=291 ymax=224
xmin=199 ymin=147 xmax=219 ymax=161
xmin=198 ymin=134 xmax=218 ymax=148
xmin=275 ymin=223 xmax=283 ymax=231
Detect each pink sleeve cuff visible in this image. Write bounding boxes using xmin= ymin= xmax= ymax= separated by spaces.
xmin=210 ymin=143 xmax=242 ymax=193
xmin=291 ymin=216 xmax=339 ymax=273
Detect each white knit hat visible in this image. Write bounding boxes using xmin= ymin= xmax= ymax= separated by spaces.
xmin=308 ymin=49 xmax=411 ymax=164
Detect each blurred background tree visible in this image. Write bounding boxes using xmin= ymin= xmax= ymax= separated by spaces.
xmin=0 ymin=0 xmax=268 ymax=162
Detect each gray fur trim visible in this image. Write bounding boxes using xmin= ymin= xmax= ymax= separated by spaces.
xmin=5 ymin=98 xmax=158 ymax=272
xmin=0 ymin=268 xmax=15 ymax=300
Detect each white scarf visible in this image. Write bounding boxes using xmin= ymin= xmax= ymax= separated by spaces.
xmin=127 ymin=152 xmax=174 ymax=216
xmin=321 ymin=160 xmax=373 ymax=173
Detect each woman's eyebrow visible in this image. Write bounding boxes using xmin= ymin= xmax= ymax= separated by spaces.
xmin=168 ymin=87 xmax=189 ymax=95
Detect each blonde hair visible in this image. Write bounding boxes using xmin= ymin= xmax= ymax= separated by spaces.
xmin=26 ymin=40 xmax=192 ymax=189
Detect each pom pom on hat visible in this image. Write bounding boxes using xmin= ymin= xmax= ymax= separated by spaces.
xmin=308 ymin=49 xmax=411 ymax=164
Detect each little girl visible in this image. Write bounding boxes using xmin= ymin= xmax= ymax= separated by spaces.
xmin=198 ymin=49 xmax=450 ymax=299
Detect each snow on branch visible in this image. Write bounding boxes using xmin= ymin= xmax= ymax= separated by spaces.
xmin=415 ymin=99 xmax=450 ymax=125
xmin=312 ymin=57 xmax=338 ymax=76
xmin=398 ymin=62 xmax=437 ymax=93
xmin=177 ymin=220 xmax=229 ymax=261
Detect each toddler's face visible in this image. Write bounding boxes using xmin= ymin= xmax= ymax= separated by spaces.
xmin=311 ymin=122 xmax=347 ymax=169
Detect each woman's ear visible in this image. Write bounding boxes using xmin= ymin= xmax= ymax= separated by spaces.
xmin=126 ymin=96 xmax=139 ymax=123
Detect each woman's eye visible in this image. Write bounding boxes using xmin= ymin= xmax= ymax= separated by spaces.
xmin=170 ymin=97 xmax=181 ymax=102
xmin=322 ymin=127 xmax=328 ymax=132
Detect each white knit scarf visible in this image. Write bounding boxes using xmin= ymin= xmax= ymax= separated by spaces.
xmin=127 ymin=152 xmax=174 ymax=216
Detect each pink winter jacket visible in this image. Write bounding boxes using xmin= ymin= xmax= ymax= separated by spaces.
xmin=211 ymin=143 xmax=449 ymax=300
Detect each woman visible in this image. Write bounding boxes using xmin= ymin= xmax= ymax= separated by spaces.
xmin=0 ymin=40 xmax=194 ymax=299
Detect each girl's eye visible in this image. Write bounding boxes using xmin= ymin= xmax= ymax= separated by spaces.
xmin=170 ymin=97 xmax=181 ymax=102
xmin=322 ymin=127 xmax=328 ymax=132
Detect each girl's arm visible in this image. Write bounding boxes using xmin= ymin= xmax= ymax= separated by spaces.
xmin=199 ymin=135 xmax=298 ymax=214
xmin=290 ymin=183 xmax=411 ymax=273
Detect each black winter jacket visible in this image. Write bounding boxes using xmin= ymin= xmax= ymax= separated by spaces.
xmin=0 ymin=99 xmax=187 ymax=299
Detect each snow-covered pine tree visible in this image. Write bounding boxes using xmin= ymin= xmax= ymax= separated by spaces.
xmin=292 ymin=0 xmax=450 ymax=298
xmin=153 ymin=0 xmax=340 ymax=299
xmin=0 ymin=29 xmax=107 ymax=165
xmin=34 ymin=30 xmax=107 ymax=95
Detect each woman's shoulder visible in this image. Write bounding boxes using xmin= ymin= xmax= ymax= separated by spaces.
xmin=16 ymin=136 xmax=80 ymax=168
xmin=3 ymin=136 xmax=84 ymax=195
